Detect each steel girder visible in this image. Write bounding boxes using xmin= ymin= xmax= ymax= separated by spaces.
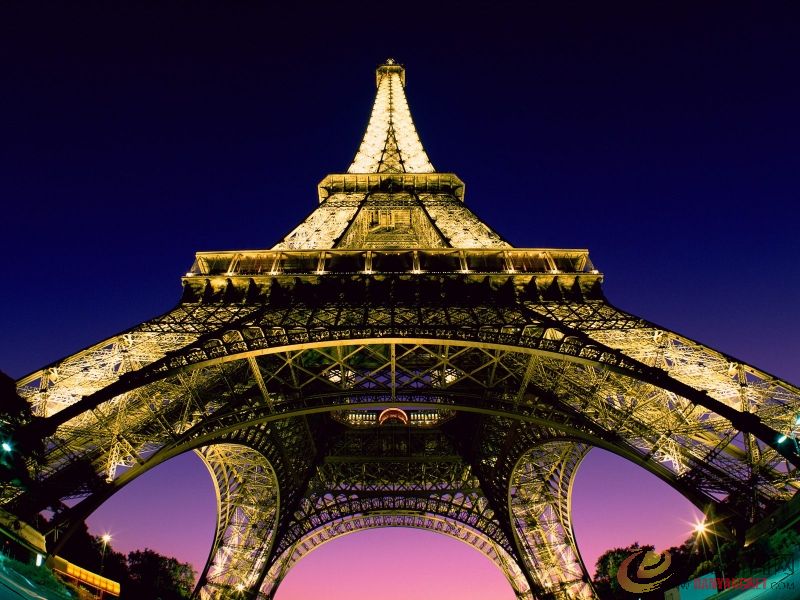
xmin=196 ymin=444 xmax=279 ymax=598
xmin=23 ymin=279 xmax=800 ymax=474
xmin=9 ymin=296 xmax=800 ymax=600
xmin=509 ymin=438 xmax=593 ymax=599
xmin=15 ymin=340 xmax=800 ymax=517
xmin=20 ymin=283 xmax=799 ymax=504
xmin=16 ymin=304 xmax=261 ymax=419
xmin=260 ymin=513 xmax=531 ymax=599
xmin=254 ymin=424 xmax=533 ymax=599
xmin=12 ymin=59 xmax=800 ymax=600
xmin=28 ymin=337 xmax=793 ymax=522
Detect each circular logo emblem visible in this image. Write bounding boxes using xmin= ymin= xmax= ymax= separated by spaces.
xmin=617 ymin=549 xmax=673 ymax=593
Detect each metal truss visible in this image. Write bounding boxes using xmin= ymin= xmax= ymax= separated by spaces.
xmin=347 ymin=59 xmax=433 ymax=174
xmin=16 ymin=303 xmax=256 ymax=418
xmin=17 ymin=333 xmax=800 ymax=596
xmin=273 ymin=194 xmax=363 ymax=251
xmin=261 ymin=513 xmax=531 ymax=599
xmin=196 ymin=444 xmax=278 ymax=599
xmin=10 ymin=59 xmax=800 ymax=600
xmin=509 ymin=440 xmax=593 ymax=599
xmin=419 ymin=193 xmax=509 ymax=248
xmin=256 ymin=424 xmax=532 ymax=598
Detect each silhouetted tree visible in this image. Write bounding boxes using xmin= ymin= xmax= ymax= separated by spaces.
xmin=662 ymin=536 xmax=705 ymax=583
xmin=768 ymin=528 xmax=800 ymax=555
xmin=125 ymin=548 xmax=195 ymax=600
xmin=592 ymin=528 xmax=800 ymax=599
xmin=593 ymin=542 xmax=655 ymax=599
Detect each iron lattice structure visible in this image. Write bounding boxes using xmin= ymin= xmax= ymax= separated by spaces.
xmin=8 ymin=59 xmax=800 ymax=599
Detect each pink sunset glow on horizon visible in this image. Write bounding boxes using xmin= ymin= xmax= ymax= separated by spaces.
xmin=86 ymin=446 xmax=703 ymax=598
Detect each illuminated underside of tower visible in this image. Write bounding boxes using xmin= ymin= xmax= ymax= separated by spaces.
xmin=9 ymin=59 xmax=800 ymax=600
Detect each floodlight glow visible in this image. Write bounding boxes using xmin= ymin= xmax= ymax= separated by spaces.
xmin=693 ymin=521 xmax=707 ymax=534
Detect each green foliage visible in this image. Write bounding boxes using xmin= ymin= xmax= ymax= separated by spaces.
xmin=689 ymin=559 xmax=716 ymax=580
xmin=592 ymin=526 xmax=800 ymax=599
xmin=768 ymin=528 xmax=800 ymax=555
xmin=737 ymin=527 xmax=800 ymax=577
xmin=125 ymin=548 xmax=195 ymax=600
xmin=0 ymin=555 xmax=75 ymax=600
xmin=592 ymin=542 xmax=655 ymax=599
xmin=54 ymin=525 xmax=195 ymax=599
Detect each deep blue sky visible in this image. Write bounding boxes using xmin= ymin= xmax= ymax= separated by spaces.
xmin=2 ymin=2 xmax=798 ymax=382
xmin=1 ymin=2 xmax=799 ymax=592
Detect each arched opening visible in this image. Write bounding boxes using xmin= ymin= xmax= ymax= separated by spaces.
xmin=21 ymin=332 xmax=796 ymax=600
xmin=571 ymin=448 xmax=704 ymax=578
xmin=84 ymin=450 xmax=216 ymax=581
xmin=273 ymin=528 xmax=517 ymax=600
xmin=81 ymin=442 xmax=281 ymax=598
xmin=509 ymin=439 xmax=708 ymax=598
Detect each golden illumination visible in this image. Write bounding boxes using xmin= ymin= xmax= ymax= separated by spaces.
xmin=693 ymin=521 xmax=707 ymax=535
xmin=348 ymin=61 xmax=433 ymax=174
xmin=378 ymin=408 xmax=409 ymax=425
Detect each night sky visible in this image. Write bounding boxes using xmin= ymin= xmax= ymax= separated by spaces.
xmin=2 ymin=2 xmax=799 ymax=597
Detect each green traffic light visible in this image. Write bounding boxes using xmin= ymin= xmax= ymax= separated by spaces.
xmin=0 ymin=442 xmax=11 ymax=453
xmin=777 ymin=435 xmax=788 ymax=444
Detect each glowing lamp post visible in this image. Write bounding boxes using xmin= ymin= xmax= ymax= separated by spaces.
xmin=98 ymin=533 xmax=112 ymax=599
xmin=694 ymin=520 xmax=725 ymax=581
xmin=100 ymin=533 xmax=111 ymax=571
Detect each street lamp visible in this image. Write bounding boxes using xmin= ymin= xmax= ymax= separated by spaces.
xmin=694 ymin=520 xmax=726 ymax=581
xmin=99 ymin=533 xmax=112 ymax=600
xmin=100 ymin=533 xmax=112 ymax=572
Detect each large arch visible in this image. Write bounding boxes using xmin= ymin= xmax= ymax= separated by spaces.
xmin=27 ymin=339 xmax=787 ymax=535
xmin=9 ymin=290 xmax=800 ymax=599
xmin=39 ymin=438 xmax=283 ymax=598
xmin=261 ymin=513 xmax=530 ymax=599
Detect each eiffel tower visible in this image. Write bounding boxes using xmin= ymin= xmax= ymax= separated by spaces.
xmin=8 ymin=59 xmax=800 ymax=599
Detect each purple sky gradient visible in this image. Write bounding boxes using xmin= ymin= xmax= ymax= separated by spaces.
xmin=3 ymin=2 xmax=800 ymax=598
xmin=85 ymin=446 xmax=704 ymax=595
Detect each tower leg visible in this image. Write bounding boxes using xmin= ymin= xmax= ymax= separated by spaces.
xmin=509 ymin=440 xmax=595 ymax=599
xmin=194 ymin=444 xmax=279 ymax=600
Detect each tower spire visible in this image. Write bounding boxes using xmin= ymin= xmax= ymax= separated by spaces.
xmin=273 ymin=60 xmax=509 ymax=250
xmin=348 ymin=59 xmax=434 ymax=174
